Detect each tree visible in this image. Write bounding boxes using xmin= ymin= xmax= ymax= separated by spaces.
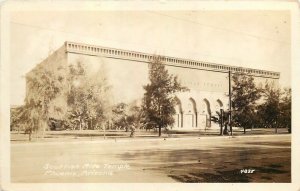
xmin=12 ymin=101 xmax=40 ymax=141
xmin=11 ymin=107 xmax=20 ymax=132
xmin=142 ymin=56 xmax=188 ymax=137
xmin=66 ymin=61 xmax=112 ymax=130
xmin=23 ymin=60 xmax=67 ymax=137
xmin=11 ymin=53 xmax=69 ymax=140
xmin=111 ymin=103 xmax=129 ymax=131
xmin=257 ymin=82 xmax=281 ymax=132
xmin=231 ymin=73 xmax=261 ymax=134
xmin=13 ymin=56 xmax=112 ymax=140
xmin=112 ymin=101 xmax=144 ymax=131
xmin=126 ymin=103 xmax=144 ymax=130
xmin=279 ymin=88 xmax=291 ymax=133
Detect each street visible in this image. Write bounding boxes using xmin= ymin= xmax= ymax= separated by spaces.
xmin=11 ymin=134 xmax=291 ymax=183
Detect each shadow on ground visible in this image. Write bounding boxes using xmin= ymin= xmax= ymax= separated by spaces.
xmin=118 ymin=143 xmax=291 ymax=183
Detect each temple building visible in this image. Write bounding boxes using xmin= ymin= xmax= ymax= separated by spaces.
xmin=26 ymin=41 xmax=280 ymax=130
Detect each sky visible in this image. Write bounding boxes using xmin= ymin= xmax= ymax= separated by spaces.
xmin=9 ymin=10 xmax=291 ymax=106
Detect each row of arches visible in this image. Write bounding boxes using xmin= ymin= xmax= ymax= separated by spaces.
xmin=173 ymin=97 xmax=224 ymax=129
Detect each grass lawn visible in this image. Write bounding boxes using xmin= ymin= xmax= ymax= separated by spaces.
xmin=11 ymin=127 xmax=289 ymax=143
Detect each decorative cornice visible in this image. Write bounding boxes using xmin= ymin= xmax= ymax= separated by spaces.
xmin=65 ymin=41 xmax=280 ymax=79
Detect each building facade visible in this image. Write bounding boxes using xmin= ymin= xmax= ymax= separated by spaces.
xmin=26 ymin=41 xmax=280 ymax=130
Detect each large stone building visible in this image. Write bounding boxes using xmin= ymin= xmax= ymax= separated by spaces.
xmin=26 ymin=41 xmax=280 ymax=130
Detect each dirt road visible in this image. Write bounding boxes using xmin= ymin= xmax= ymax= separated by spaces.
xmin=11 ymin=134 xmax=291 ymax=183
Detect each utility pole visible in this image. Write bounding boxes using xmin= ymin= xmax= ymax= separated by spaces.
xmin=229 ymin=70 xmax=233 ymax=136
xmin=103 ymin=121 xmax=107 ymax=139
xmin=220 ymin=109 xmax=224 ymax=136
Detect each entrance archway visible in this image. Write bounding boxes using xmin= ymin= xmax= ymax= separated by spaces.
xmin=215 ymin=99 xmax=224 ymax=113
xmin=184 ymin=98 xmax=197 ymax=128
xmin=173 ymin=97 xmax=183 ymax=129
xmin=203 ymin=98 xmax=211 ymax=127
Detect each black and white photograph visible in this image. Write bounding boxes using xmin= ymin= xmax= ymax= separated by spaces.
xmin=1 ymin=1 xmax=299 ymax=191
